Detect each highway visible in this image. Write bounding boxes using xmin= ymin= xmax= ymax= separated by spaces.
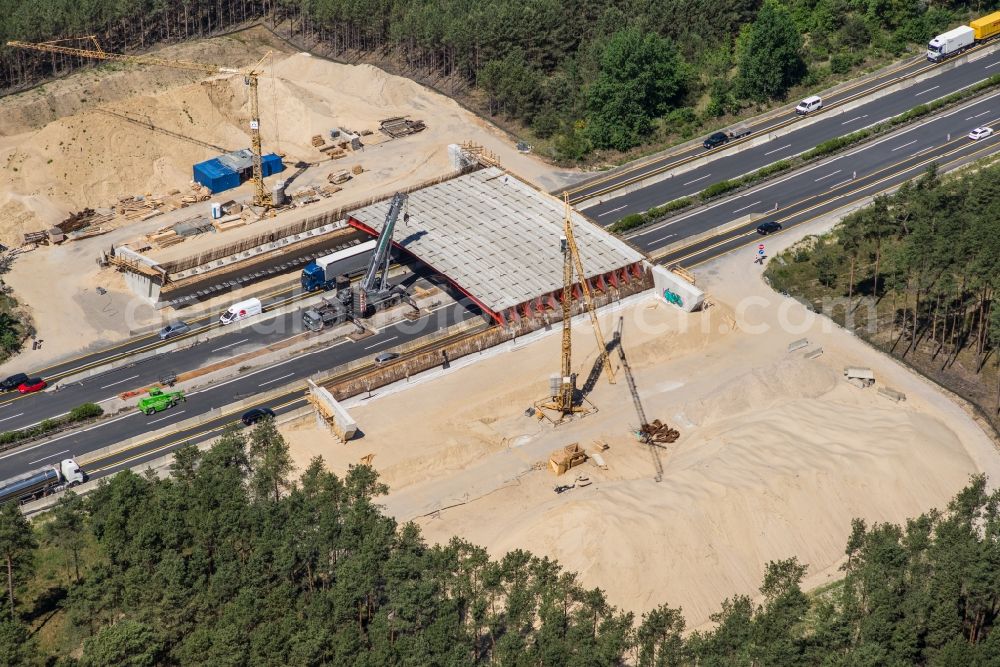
xmin=582 ymin=48 xmax=1000 ymax=222
xmin=0 ymin=299 xmax=484 ymax=481
xmin=643 ymin=106 xmax=1000 ymax=268
xmin=628 ymin=93 xmax=1000 ymax=260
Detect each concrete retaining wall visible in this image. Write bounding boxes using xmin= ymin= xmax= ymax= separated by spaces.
xmin=651 ymin=265 xmax=705 ymax=312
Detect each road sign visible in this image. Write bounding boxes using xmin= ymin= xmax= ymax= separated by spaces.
xmin=758 ymin=248 xmax=766 ymax=256
xmin=758 ymin=243 xmax=765 ymax=250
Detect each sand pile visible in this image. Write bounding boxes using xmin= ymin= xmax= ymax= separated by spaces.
xmin=280 ymin=273 xmax=994 ymax=630
xmin=0 ymin=32 xmax=573 ymax=246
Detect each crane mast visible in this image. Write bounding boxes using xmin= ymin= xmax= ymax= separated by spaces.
xmin=358 ymin=192 xmax=408 ymax=317
xmin=7 ymin=37 xmax=273 ymax=208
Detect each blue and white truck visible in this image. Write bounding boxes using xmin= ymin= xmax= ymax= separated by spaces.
xmin=300 ymin=240 xmax=376 ymax=292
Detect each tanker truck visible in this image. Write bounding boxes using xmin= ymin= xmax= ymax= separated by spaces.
xmin=0 ymin=458 xmax=86 ymax=505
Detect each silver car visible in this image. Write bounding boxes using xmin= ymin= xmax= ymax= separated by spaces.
xmin=158 ymin=321 xmax=190 ymax=340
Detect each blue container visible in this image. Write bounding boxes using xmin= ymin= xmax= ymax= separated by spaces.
xmin=193 ymin=158 xmax=240 ymax=193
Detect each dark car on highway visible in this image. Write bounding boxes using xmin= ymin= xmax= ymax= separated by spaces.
xmin=703 ymin=132 xmax=729 ymax=149
xmin=241 ymin=407 xmax=276 ymax=426
xmin=756 ymin=221 xmax=783 ymax=235
xmin=1 ymin=373 xmax=28 ymax=392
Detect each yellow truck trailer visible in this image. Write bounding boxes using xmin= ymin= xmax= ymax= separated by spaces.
xmin=971 ymin=11 xmax=1000 ymax=41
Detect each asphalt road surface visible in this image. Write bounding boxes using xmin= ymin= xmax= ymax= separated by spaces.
xmin=583 ymin=49 xmax=1000 ymax=223
xmin=0 ymin=299 xmax=483 ymax=481
xmin=629 ymin=92 xmax=1000 ymax=259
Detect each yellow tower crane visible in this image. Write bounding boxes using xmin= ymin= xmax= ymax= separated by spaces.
xmin=7 ymin=36 xmax=274 ymax=208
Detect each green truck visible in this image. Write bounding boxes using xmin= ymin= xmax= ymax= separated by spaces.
xmin=137 ymin=387 xmax=186 ymax=415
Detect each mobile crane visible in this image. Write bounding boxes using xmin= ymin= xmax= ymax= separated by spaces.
xmin=7 ymin=36 xmax=274 ymax=207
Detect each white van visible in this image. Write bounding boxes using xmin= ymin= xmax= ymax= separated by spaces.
xmin=795 ymin=95 xmax=823 ymax=115
xmin=220 ymin=297 xmax=262 ymax=325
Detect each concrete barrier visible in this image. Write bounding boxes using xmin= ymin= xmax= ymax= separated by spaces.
xmin=878 ymin=386 xmax=906 ymax=402
xmin=788 ymin=338 xmax=809 ymax=352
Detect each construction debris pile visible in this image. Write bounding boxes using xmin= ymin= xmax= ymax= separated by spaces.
xmin=23 ymin=208 xmax=116 ymax=245
xmin=637 ymin=419 xmax=680 ymax=444
xmin=379 ymin=116 xmax=426 ymax=138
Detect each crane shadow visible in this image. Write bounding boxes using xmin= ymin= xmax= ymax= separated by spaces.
xmin=579 ymin=335 xmax=621 ymax=399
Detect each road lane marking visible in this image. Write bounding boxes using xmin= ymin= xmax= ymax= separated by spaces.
xmin=100 ymin=374 xmax=139 ymax=389
xmin=28 ymin=450 xmax=70 ymax=465
xmin=364 ymin=336 xmax=398 ymax=350
xmin=259 ymin=373 xmax=295 ymax=387
xmin=891 ymin=140 xmax=918 ymax=151
xmin=829 ymin=178 xmax=854 ymax=189
xmin=0 ymin=412 xmax=24 ymax=422
xmin=814 ymin=170 xmax=842 ymax=182
xmin=597 ymin=205 xmax=627 ymax=217
xmin=915 ymin=85 xmax=939 ymax=96
xmin=148 ymin=411 xmax=185 ymax=425
xmin=649 ymin=233 xmax=676 ymax=244
xmin=841 ymin=115 xmax=868 ymax=125
xmin=764 ymin=144 xmax=791 ymax=156
xmin=732 ymin=200 xmax=761 ymax=214
xmin=683 ymin=174 xmax=711 ymax=186
xmin=211 ymin=338 xmax=249 ymax=352
xmin=986 ymin=61 xmax=1000 ymax=68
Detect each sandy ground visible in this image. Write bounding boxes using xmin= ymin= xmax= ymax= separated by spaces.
xmin=0 ymin=27 xmax=577 ymax=372
xmin=0 ymin=28 xmax=576 ymax=247
xmin=280 ymin=219 xmax=999 ymax=630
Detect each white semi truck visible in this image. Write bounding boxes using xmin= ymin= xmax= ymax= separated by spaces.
xmin=927 ymin=25 xmax=975 ymax=61
xmin=0 ymin=458 xmax=86 ymax=505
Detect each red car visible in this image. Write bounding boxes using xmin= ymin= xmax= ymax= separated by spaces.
xmin=18 ymin=378 xmax=46 ymax=393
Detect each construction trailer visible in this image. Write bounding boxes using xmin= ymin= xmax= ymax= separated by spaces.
xmin=194 ymin=149 xmax=285 ymax=194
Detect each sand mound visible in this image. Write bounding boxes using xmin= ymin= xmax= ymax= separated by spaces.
xmin=0 ymin=36 xmax=571 ymax=244
xmin=479 ymin=395 xmax=975 ymax=624
xmin=682 ymin=357 xmax=838 ymax=426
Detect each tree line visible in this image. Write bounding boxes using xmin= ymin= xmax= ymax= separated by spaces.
xmin=0 ymin=0 xmax=983 ymax=159
xmin=0 ymin=419 xmax=998 ymax=664
xmin=766 ymin=163 xmax=1000 ymax=425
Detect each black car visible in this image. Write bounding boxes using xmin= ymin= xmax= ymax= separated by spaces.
xmin=703 ymin=132 xmax=729 ymax=150
xmin=0 ymin=373 xmax=28 ymax=392
xmin=241 ymin=407 xmax=276 ymax=426
xmin=756 ymin=221 xmax=783 ymax=235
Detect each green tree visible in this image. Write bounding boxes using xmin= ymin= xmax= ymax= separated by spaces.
xmin=0 ymin=503 xmax=36 ymax=619
xmin=586 ymin=28 xmax=687 ymax=151
xmin=0 ymin=618 xmax=38 ymax=666
xmin=736 ymin=0 xmax=806 ymax=102
xmin=247 ymin=416 xmax=293 ymax=502
xmin=43 ymin=490 xmax=87 ymax=584
xmin=81 ymin=620 xmax=164 ymax=667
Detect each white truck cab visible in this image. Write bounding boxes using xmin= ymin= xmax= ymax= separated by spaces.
xmin=59 ymin=458 xmax=86 ymax=485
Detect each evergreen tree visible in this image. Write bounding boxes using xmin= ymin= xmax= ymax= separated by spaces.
xmin=736 ymin=0 xmax=805 ymax=102
xmin=0 ymin=503 xmax=35 ymax=619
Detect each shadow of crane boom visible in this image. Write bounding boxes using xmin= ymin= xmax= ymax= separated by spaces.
xmin=96 ymin=108 xmax=230 ymax=153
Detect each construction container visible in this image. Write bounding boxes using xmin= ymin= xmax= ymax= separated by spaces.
xmin=972 ymin=11 xmax=1000 ymax=41
xmin=210 ymin=203 xmax=222 ymax=219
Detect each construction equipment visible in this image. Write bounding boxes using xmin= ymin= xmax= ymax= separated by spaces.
xmin=7 ymin=37 xmax=274 ymax=208
xmin=354 ymin=192 xmax=415 ymax=317
xmin=614 ymin=317 xmax=679 ymax=482
xmin=535 ymin=193 xmax=612 ymax=421
xmin=562 ymin=192 xmax=615 ymax=385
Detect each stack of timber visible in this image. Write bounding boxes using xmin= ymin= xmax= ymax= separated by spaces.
xmin=311 ymin=134 xmax=326 ymax=147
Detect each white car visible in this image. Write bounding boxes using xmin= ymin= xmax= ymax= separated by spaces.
xmin=969 ymin=127 xmax=994 ymax=141
xmin=795 ymin=95 xmax=823 ymax=115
